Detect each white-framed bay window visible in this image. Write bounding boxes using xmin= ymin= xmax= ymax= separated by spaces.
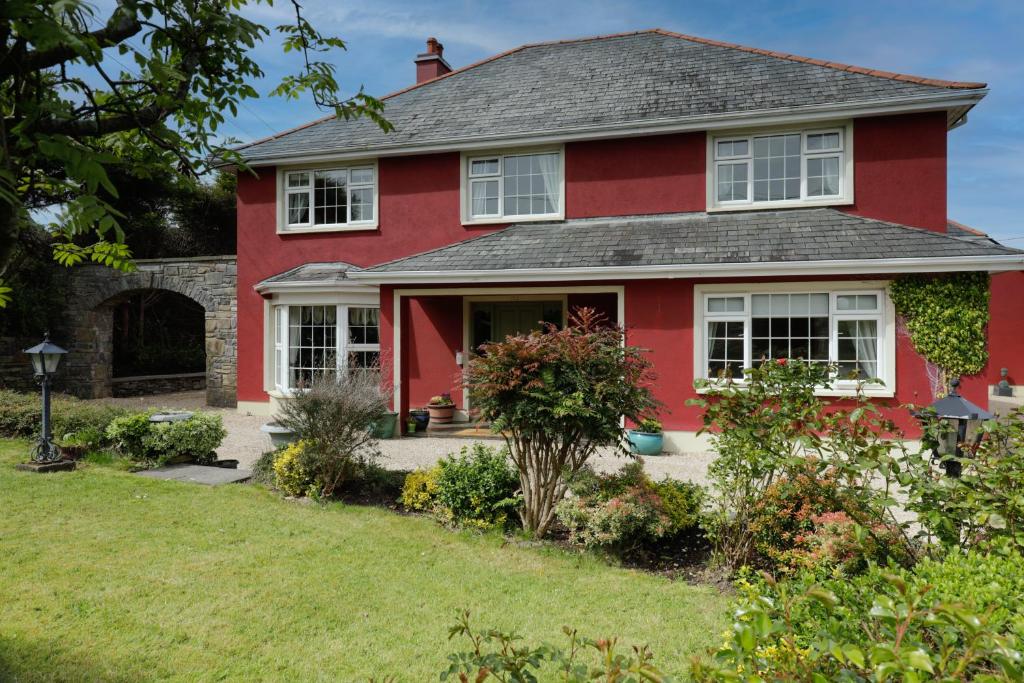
xmin=463 ymin=149 xmax=564 ymax=223
xmin=279 ymin=163 xmax=378 ymax=233
xmin=271 ymin=303 xmax=381 ymax=392
xmin=709 ymin=125 xmax=852 ymax=210
xmin=694 ymin=283 xmax=895 ymax=395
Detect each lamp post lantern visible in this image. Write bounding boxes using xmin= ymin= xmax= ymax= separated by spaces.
xmin=925 ymin=378 xmax=994 ymax=478
xmin=23 ymin=333 xmax=68 ymax=464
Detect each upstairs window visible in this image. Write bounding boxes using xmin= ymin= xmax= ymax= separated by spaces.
xmin=712 ymin=127 xmax=848 ymax=208
xmin=466 ymin=151 xmax=561 ymax=221
xmin=283 ymin=166 xmax=376 ymax=230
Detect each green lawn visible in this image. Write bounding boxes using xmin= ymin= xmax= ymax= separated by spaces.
xmin=0 ymin=439 xmax=727 ymax=681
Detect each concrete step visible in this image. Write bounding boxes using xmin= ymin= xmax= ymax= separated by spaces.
xmin=136 ymin=464 xmax=252 ymax=485
xmin=415 ymin=421 xmax=501 ymax=440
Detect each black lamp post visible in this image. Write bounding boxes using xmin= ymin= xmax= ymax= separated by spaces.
xmin=926 ymin=378 xmax=994 ymax=478
xmin=23 ymin=333 xmax=68 ymax=463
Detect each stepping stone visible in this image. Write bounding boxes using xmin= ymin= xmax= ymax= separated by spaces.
xmin=136 ymin=464 xmax=251 ymax=486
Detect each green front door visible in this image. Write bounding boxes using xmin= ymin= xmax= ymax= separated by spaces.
xmin=470 ymin=300 xmax=563 ymax=351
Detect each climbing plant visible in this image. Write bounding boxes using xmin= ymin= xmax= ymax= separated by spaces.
xmin=889 ymin=273 xmax=989 ymax=386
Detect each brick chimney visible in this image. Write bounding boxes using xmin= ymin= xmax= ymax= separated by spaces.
xmin=415 ymin=37 xmax=452 ymax=84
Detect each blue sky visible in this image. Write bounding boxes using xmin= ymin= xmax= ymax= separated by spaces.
xmin=226 ymin=0 xmax=1024 ymax=242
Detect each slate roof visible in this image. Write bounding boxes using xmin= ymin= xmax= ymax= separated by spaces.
xmin=946 ymin=220 xmax=1002 ymax=245
xmin=358 ymin=209 xmax=1022 ymax=275
xmin=255 ymin=261 xmax=361 ymax=290
xmin=236 ymin=30 xmax=984 ymax=163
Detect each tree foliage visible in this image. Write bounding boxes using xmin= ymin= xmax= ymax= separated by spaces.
xmin=0 ymin=0 xmax=392 ymax=305
xmin=463 ymin=308 xmax=658 ymax=537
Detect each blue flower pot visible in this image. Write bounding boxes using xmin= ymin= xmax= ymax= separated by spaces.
xmin=627 ymin=430 xmax=664 ymax=456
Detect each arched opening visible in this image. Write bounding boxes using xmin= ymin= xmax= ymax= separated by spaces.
xmin=112 ymin=290 xmax=206 ymax=380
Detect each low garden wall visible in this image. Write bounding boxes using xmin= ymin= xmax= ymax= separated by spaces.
xmin=110 ymin=372 xmax=206 ymax=397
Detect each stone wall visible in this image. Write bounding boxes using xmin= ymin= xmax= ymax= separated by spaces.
xmin=0 ymin=336 xmax=39 ymax=392
xmin=62 ymin=256 xmax=237 ymax=407
xmin=110 ymin=372 xmax=206 ymax=397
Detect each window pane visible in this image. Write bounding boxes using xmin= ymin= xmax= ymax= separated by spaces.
xmin=717 ymin=139 xmax=748 ymax=157
xmin=708 ymin=296 xmax=743 ymax=313
xmin=836 ymin=318 xmax=878 ymax=380
xmin=314 ymin=170 xmax=347 ymax=225
xmin=807 ymin=154 xmax=841 ymax=198
xmin=471 ymin=180 xmax=499 ymax=216
xmin=470 ymin=158 xmax=499 ymax=176
xmin=287 ymin=172 xmax=310 ymax=188
xmin=502 ymin=153 xmax=559 ymax=216
xmin=752 ymin=134 xmax=801 ymax=201
xmin=350 ymin=168 xmax=374 ymax=184
xmin=350 ymin=187 xmax=374 ymax=222
xmin=286 ymin=305 xmax=337 ymax=389
xmin=807 ymin=132 xmax=841 ymax=151
xmin=348 ymin=307 xmax=381 ymax=349
xmin=287 ymin=192 xmax=310 ymax=225
xmin=707 ymin=320 xmax=745 ymax=377
xmin=717 ymin=163 xmax=748 ymax=202
xmin=750 ymin=292 xmax=829 ymax=367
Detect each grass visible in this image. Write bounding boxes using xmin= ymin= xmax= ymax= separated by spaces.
xmin=0 ymin=438 xmax=727 ymax=681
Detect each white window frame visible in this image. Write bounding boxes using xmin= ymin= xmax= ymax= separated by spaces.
xmin=693 ymin=282 xmax=895 ymax=397
xmin=707 ymin=123 xmax=854 ymax=211
xmin=276 ymin=161 xmax=379 ymax=234
xmin=460 ymin=147 xmax=565 ymax=225
xmin=272 ymin=303 xmax=381 ymax=393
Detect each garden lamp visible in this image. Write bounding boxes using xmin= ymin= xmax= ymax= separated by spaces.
xmin=926 ymin=378 xmax=993 ymax=478
xmin=23 ymin=333 xmax=68 ymax=463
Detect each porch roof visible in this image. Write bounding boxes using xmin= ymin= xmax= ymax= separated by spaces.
xmin=254 ymin=261 xmax=366 ymax=293
xmin=350 ymin=209 xmax=1024 ymax=284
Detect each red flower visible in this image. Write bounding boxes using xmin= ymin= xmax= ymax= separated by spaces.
xmin=776 ymin=358 xmax=788 ymax=366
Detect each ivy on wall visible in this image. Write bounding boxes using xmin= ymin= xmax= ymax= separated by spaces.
xmin=889 ymin=272 xmax=990 ymax=382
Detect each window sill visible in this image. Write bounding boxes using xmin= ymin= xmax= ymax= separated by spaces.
xmin=277 ymin=223 xmax=379 ymax=235
xmin=694 ymin=383 xmax=894 ymax=399
xmin=707 ymin=198 xmax=853 ymax=213
xmin=461 ymin=214 xmax=564 ymax=227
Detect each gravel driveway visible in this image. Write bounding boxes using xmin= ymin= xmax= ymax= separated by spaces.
xmin=98 ymin=391 xmax=715 ymax=484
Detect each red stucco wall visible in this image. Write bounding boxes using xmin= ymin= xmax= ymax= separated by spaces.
xmin=565 ymin=133 xmax=706 ymax=217
xmin=987 ymin=271 xmax=1024 ymax=386
xmin=845 ymin=112 xmax=948 ymax=232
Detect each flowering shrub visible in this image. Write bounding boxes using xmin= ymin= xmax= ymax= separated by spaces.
xmin=273 ymin=440 xmax=314 ymax=497
xmin=400 ymin=465 xmax=441 ymax=511
xmin=463 ymin=307 xmax=657 ymax=537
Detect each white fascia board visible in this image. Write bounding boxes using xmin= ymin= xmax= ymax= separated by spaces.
xmin=253 ymin=281 xmax=379 ymax=295
xmin=238 ymin=92 xmax=986 ymax=167
xmin=348 ymin=254 xmax=1024 ymax=285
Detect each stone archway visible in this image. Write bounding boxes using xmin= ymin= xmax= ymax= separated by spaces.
xmin=63 ymin=256 xmax=237 ymax=406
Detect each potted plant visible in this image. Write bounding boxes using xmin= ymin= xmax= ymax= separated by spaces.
xmin=627 ymin=417 xmax=664 ymax=456
xmin=427 ymin=393 xmax=455 ymax=424
xmin=260 ymin=421 xmax=299 ymax=449
xmin=371 ymin=410 xmax=400 ymax=439
xmin=409 ymin=408 xmax=430 ymax=431
xmin=406 ymin=418 xmax=419 ymax=434
xmin=58 ymin=431 xmax=92 ymax=460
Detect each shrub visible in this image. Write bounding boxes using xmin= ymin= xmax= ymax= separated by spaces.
xmin=275 ymin=370 xmax=390 ymax=498
xmin=693 ymin=560 xmax=1024 ymax=681
xmin=105 ymin=411 xmax=226 ymax=466
xmin=0 ymin=389 xmax=125 ymax=440
xmin=251 ymin=449 xmax=278 ymax=486
xmin=273 ymin=440 xmax=314 ymax=497
xmin=556 ymin=461 xmax=703 ymax=553
xmin=440 ymin=611 xmax=667 ymax=682
xmin=400 ymin=465 xmax=441 ymax=511
xmin=463 ymin=307 xmax=657 ymax=537
xmin=434 ymin=443 xmax=520 ymax=529
xmin=691 ymin=360 xmax=917 ymax=573
xmin=637 ymin=417 xmax=662 ymax=433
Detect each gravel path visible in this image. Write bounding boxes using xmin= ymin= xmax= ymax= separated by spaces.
xmin=97 ymin=391 xmax=715 ymax=484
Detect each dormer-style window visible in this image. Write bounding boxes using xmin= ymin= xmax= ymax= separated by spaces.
xmin=464 ymin=150 xmax=564 ymax=223
xmin=279 ymin=164 xmax=378 ymax=233
xmin=710 ymin=126 xmax=851 ymax=210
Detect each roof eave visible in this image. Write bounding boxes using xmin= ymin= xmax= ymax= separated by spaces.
xmin=348 ymin=254 xmax=1024 ymax=285
xmin=253 ymin=280 xmax=378 ymax=294
xmin=237 ymin=90 xmax=986 ymax=167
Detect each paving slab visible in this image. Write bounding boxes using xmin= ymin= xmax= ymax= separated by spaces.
xmin=135 ymin=464 xmax=252 ymax=485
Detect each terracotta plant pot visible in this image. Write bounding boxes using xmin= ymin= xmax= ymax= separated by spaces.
xmin=428 ymin=405 xmax=455 ymax=424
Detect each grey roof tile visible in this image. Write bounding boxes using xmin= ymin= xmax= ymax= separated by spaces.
xmin=362 ymin=209 xmax=1021 ymax=274
xmin=237 ymin=31 xmax=981 ymax=162
xmin=256 ymin=261 xmax=361 ymax=289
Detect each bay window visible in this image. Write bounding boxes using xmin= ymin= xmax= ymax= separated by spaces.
xmin=282 ymin=165 xmax=377 ymax=231
xmin=272 ymin=304 xmax=381 ymax=391
xmin=466 ymin=150 xmax=562 ymax=221
xmin=699 ymin=288 xmax=887 ymax=388
xmin=712 ymin=127 xmax=849 ymax=208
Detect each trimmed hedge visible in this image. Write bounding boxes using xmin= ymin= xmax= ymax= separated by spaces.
xmin=0 ymin=389 xmax=125 ymax=440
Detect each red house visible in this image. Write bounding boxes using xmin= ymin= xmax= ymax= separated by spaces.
xmin=234 ymin=30 xmax=1024 ymax=451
